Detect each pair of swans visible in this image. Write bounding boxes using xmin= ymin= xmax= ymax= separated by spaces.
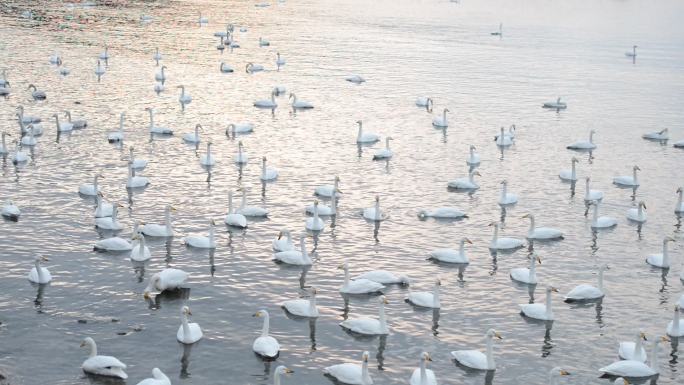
xmin=523 ymin=213 xmax=564 ymax=240
xmin=567 ymin=129 xmax=597 ymax=150
xmin=141 ymin=205 xmax=175 ymax=237
xmin=448 ymin=170 xmax=480 ymax=190
xmin=451 ymin=329 xmax=502 ymax=370
xmin=282 ymin=287 xmax=319 ymax=317
xmin=80 ymin=337 xmax=127 ymax=379
xmin=28 ymin=256 xmax=52 ymax=284
xmin=1 ymin=199 xmax=21 ymax=220
xmin=363 ymin=195 xmax=387 ymax=221
xmin=274 ymin=234 xmax=311 ymax=265
xmin=340 ymin=295 xmax=389 ymax=335
xmin=95 ymin=202 xmax=123 ymax=230
xmin=599 ymin=336 xmax=670 ymax=378
xmin=252 ymin=310 xmax=280 ymax=358
xmin=182 ymin=219 xmax=216 ymax=249
xmin=143 ymin=268 xmax=189 ymax=298
xmin=406 ymin=279 xmax=441 ymax=308
xmin=339 ymin=261 xmax=385 ymax=294
xmin=225 ymin=191 xmax=248 ymax=228
xmin=429 ymin=238 xmax=471 ymax=264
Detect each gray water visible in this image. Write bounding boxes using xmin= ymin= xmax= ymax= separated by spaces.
xmin=1 ymin=0 xmax=683 ymax=384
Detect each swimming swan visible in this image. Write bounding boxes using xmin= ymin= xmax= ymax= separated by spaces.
xmin=523 ymin=213 xmax=564 ymax=240
xmin=143 ymin=268 xmax=189 ymax=298
xmin=519 ymin=286 xmax=558 ymax=320
xmin=406 ymin=279 xmax=441 ymax=308
xmin=80 ymin=337 xmax=127 ymax=379
xmin=567 ymin=129 xmax=597 ymax=150
xmin=564 ymin=264 xmax=607 ymax=302
xmin=324 ymin=351 xmax=372 ymax=385
xmin=559 ymin=157 xmax=579 ymax=181
xmin=429 ymin=238 xmax=472 ymax=264
xmin=489 ymin=222 xmax=524 ymax=250
xmin=28 ymin=256 xmax=52 ymax=284
xmin=252 ymin=309 xmax=280 ymax=358
xmin=646 ymin=236 xmax=675 ymax=269
xmin=613 ymin=165 xmax=640 ymax=187
xmin=340 ymin=295 xmax=389 ymax=335
xmin=339 ymin=261 xmax=385 ymax=294
xmin=177 ymin=305 xmax=203 ymax=344
xmin=451 ymin=329 xmax=502 ymax=370
xmin=410 ymin=352 xmax=437 ymax=385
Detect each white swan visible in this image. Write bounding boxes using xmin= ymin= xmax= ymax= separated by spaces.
xmin=356 ymin=120 xmax=379 ymax=143
xmin=226 ymin=122 xmax=254 ymax=135
xmin=126 ymin=161 xmax=150 ymax=188
xmin=498 ymin=180 xmax=518 ymax=205
xmin=129 ymin=146 xmax=147 ymax=170
xmin=79 ymin=174 xmax=102 ymax=196
xmin=543 ymin=97 xmax=567 ymax=109
xmin=510 ymin=254 xmax=541 ymax=285
xmin=451 ymin=329 xmax=502 ymax=370
xmin=282 ymin=287 xmax=319 ymax=317
xmin=183 ymin=220 xmax=216 ymax=249
xmin=155 ymin=66 xmax=167 ymax=82
xmin=0 ymin=82 xmax=10 ymax=96
xmin=28 ymin=84 xmax=46 ymax=100
xmin=65 ymin=111 xmax=87 ymax=129
xmin=495 ymin=127 xmax=512 ymax=146
xmin=489 ymin=222 xmax=524 ymax=250
xmin=646 ymin=236 xmax=675 ymax=269
xmin=0 ymin=132 xmax=10 ymax=155
xmin=28 ymin=256 xmax=52 ymax=284
xmin=626 ymin=201 xmax=647 ymax=223
xmin=183 ymin=124 xmax=202 ymax=143
xmin=273 ymin=229 xmax=293 ymax=251
xmin=674 ymin=139 xmax=684 ymax=148
xmin=177 ymin=306 xmax=203 ymax=344
xmin=246 ymin=62 xmax=265 ymax=73
xmin=95 ymin=203 xmax=123 ymax=230
xmin=324 ymin=351 xmax=372 ymax=385
xmin=491 ymin=23 xmax=502 ymax=36
xmin=274 ymin=235 xmax=312 ymax=265
xmin=200 ymin=142 xmax=216 ymax=166
xmin=17 ymin=106 xmax=41 ymax=124
xmin=94 ymin=193 xmax=113 ymax=218
xmin=625 ymin=45 xmax=637 ymax=58
xmin=599 ymin=336 xmax=670 ymax=377
xmin=237 ymin=189 xmax=268 ymax=217
xmin=432 ymin=108 xmax=449 ymax=128
xmin=675 ymin=187 xmax=684 ymax=213
xmin=80 ymin=337 xmax=127 ymax=379
xmin=259 ymin=37 xmax=270 ymax=46
xmin=141 ymin=205 xmax=175 ymax=237
xmin=340 ymin=295 xmax=389 ymax=335
xmin=564 ymin=264 xmax=606 ymax=302
xmin=49 ymin=52 xmax=61 ymax=64
xmin=254 ymin=89 xmax=278 ymax=108
xmin=198 ymin=11 xmax=208 ymax=25
xmin=225 ymin=191 xmax=248 ymax=228
xmin=252 ymin=309 xmax=280 ymax=358
xmin=613 ymin=165 xmax=640 ymax=187
xmin=667 ymin=305 xmax=684 ymax=337
xmin=407 ymin=279 xmax=441 ymax=308
xmin=345 ymin=75 xmax=366 ymax=84
xmin=306 ymin=194 xmax=337 ymax=216
xmin=410 ymin=352 xmax=436 ymax=385
xmin=339 ymin=261 xmax=385 ymax=294
xmin=643 ymin=128 xmax=668 ymax=140
xmin=466 ymin=145 xmax=481 ymax=166
xmin=11 ymin=141 xmax=30 ymax=164
xmin=363 ymin=195 xmax=386 ymax=221
xmin=372 ymin=137 xmax=393 ymax=160
xmin=415 ymin=97 xmax=433 ymax=109
xmin=94 ymin=237 xmax=132 ymax=252
xmin=234 ymin=141 xmax=248 ymax=164
xmin=520 ymin=286 xmax=557 ymax=320
xmin=559 ymin=157 xmax=579 ymax=181
xmin=418 ymin=207 xmax=467 ymax=219
xmin=315 ymin=176 xmax=341 ymax=198
xmin=0 ymin=69 xmax=8 ymax=87
xmin=523 ymin=213 xmax=564 ymax=240
xmin=95 ymin=60 xmax=106 ymax=77
xmin=52 ymin=113 xmax=73 ymax=132
xmin=260 ymin=157 xmax=278 ymax=180
xmin=619 ymin=331 xmax=648 ymax=362
xmin=355 ymin=271 xmax=410 ymax=285
xmin=276 ymin=52 xmax=286 ymax=67
xmin=584 ymin=177 xmax=603 ymax=202
xmin=219 ymin=62 xmax=234 ymax=73
xmin=152 ymin=48 xmax=162 ymax=65
xmin=588 ymin=201 xmax=617 ymax=229
xmin=178 ymin=85 xmax=192 ymax=105
xmin=136 ymin=368 xmax=170 ymax=385
xmin=305 ymin=201 xmax=325 ymax=231
xmin=99 ymin=45 xmax=110 ymax=60
xmin=289 ymin=93 xmax=314 ymax=109
xmin=567 ymin=129 xmax=597 ymax=150
xmin=129 ymin=235 xmax=151 ymax=261
xmin=146 ymin=108 xmax=173 ymax=135
xmin=107 ymin=113 xmax=125 ymax=143
xmin=448 ymin=170 xmax=480 ymax=190
xmin=143 ymin=268 xmax=189 ymax=298
xmin=155 ymin=82 xmax=165 ymax=92
xmin=2 ymin=199 xmax=21 ymax=220
xmin=429 ymin=238 xmax=471 ymax=264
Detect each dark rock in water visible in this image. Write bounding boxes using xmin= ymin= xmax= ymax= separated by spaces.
xmin=77 ymin=319 xmax=87 ymax=324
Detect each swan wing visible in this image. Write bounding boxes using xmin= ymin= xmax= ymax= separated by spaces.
xmin=451 ymin=350 xmax=488 ymax=370
xmin=252 ymin=336 xmax=280 ymax=357
xmin=324 ymin=363 xmax=364 ymax=384
xmin=598 ymin=360 xmax=655 ymax=377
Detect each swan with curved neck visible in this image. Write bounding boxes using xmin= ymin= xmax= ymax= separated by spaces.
xmin=338 ymin=261 xmax=385 ymax=294
xmin=519 ymin=286 xmax=558 ymax=320
xmin=407 ymin=279 xmax=441 ymax=308
xmin=177 ymin=305 xmax=203 ymax=344
xmin=559 ymin=157 xmax=579 ymax=181
xmin=373 ymin=136 xmax=394 ymax=160
xmin=510 ymin=254 xmax=541 ymax=284
xmin=252 ymin=309 xmax=280 ymax=358
xmin=323 ymin=351 xmax=372 ymax=385
xmin=564 ymin=264 xmax=607 ymax=302
xmin=613 ymin=165 xmax=640 ymax=186
xmin=274 ymin=235 xmax=312 ymax=265
xmin=356 ymin=120 xmax=379 ymax=143
xmin=28 ymin=256 xmax=52 ymax=284
xmin=80 ymin=337 xmax=127 ymax=379
xmin=432 ymin=108 xmax=449 ymax=127
xmin=410 ymin=352 xmax=436 ymax=385
xmin=177 ymin=85 xmax=192 ymax=105
xmin=451 ymin=329 xmax=502 ymax=370
xmin=339 ymin=295 xmax=389 ymax=335
xmin=646 ymin=236 xmax=675 ymax=268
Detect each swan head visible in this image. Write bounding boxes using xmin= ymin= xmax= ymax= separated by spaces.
xmin=488 ymin=221 xmax=499 ymax=228
xmin=677 ymin=187 xmax=682 ymax=194
xmin=252 ymin=309 xmax=268 ymax=318
xmin=421 ymin=352 xmax=432 ymax=362
xmin=245 ymin=63 xmax=253 ymax=72
xmin=551 ymin=367 xmax=571 ymax=377
xmin=470 ymin=145 xmax=476 ymax=151
xmin=275 ymin=366 xmax=294 ymax=375
xmin=374 ymin=195 xmax=380 ymax=203
xmin=435 ymin=278 xmax=442 ymax=287
xmin=638 ymin=201 xmax=646 ymax=209
xmin=500 ymin=179 xmax=507 ymax=185
xmin=308 ymin=287 xmax=317 ymax=297
xmin=196 ymin=123 xmax=203 ymax=130
xmin=166 ymin=205 xmax=177 ymax=213
xmin=531 ymin=254 xmax=542 ymax=264
xmin=613 ymin=378 xmax=629 ymax=385
xmin=238 ymin=141 xmax=244 ymax=148
xmin=665 ymin=236 xmax=676 ymax=243
xmin=443 ymin=108 xmax=449 ymax=114
xmin=80 ymin=337 xmax=95 ymax=348
xmin=633 ymin=165 xmax=640 ymax=171
xmin=471 ymin=171 xmax=481 ymax=177
xmin=379 ymin=295 xmax=389 ymax=305
xmin=313 ymin=200 xmax=319 ymax=207
xmin=337 ymin=261 xmax=349 ymax=270
xmin=361 ymin=351 xmax=370 ymax=362
xmin=571 ymin=157 xmax=579 ymax=163
xmin=522 ymin=213 xmax=534 ymax=220
xmin=637 ymin=331 xmax=647 ymax=341
xmin=462 ymin=237 xmax=473 ymax=245
xmin=181 ymin=306 xmax=193 ymax=316
xmin=486 ymin=329 xmax=502 ymax=339
xmin=397 ymin=275 xmax=410 ymax=285
xmin=590 ymin=129 xmax=596 ymax=133
xmin=546 ymin=286 xmax=559 ymax=293
xmin=356 ymin=120 xmax=362 ymax=126
xmin=34 ymin=255 xmax=49 ymax=263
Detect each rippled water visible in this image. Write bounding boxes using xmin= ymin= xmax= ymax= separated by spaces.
xmin=1 ymin=0 xmax=684 ymax=384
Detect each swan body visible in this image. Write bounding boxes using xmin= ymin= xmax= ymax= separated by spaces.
xmin=237 ymin=189 xmax=268 ymax=217
xmin=282 ymin=288 xmax=319 ymax=317
xmin=355 ymin=271 xmax=409 ymax=285
xmin=419 ymin=207 xmax=466 ymax=219
xmin=363 ymin=195 xmax=386 ymax=221
xmin=182 ymin=220 xmax=216 ymax=248
xmin=64 ymin=111 xmax=87 ymax=129
xmin=564 ymin=264 xmax=606 ymax=302
xmin=432 ymin=108 xmax=449 ymax=127
xmin=489 ymin=222 xmax=524 ymax=250
xmin=642 ymin=128 xmax=668 ymax=140
xmin=94 ymin=194 xmax=113 ymax=218
xmin=289 ymin=93 xmax=314 ymax=109
xmin=567 ymin=129 xmax=596 ymax=150
xmin=95 ymin=204 xmax=123 ymax=230
xmin=510 ymin=254 xmax=541 ymax=285
xmin=95 ymin=60 xmax=106 ymax=76
xmin=674 ymin=139 xmax=684 ymax=148
xmin=276 ymin=53 xmax=286 ymax=67
xmin=448 ymin=170 xmax=480 ymax=190
xmin=273 ymin=229 xmax=294 ymax=251
xmin=28 ymin=84 xmax=46 ymax=100
xmin=339 ymin=261 xmax=385 ymax=294
xmin=305 ymin=201 xmax=325 ymax=231
xmin=589 ymin=201 xmax=618 ymax=229
xmin=225 ymin=192 xmax=248 ymax=228
xmin=155 ymin=66 xmax=167 ymax=82
xmin=613 ymin=165 xmax=640 ymax=186
xmin=107 ymin=113 xmax=125 ymax=143
xmin=407 ymin=280 xmax=441 ymax=308
xmin=52 ymin=114 xmax=73 ymax=132
xmin=315 ymin=176 xmax=341 ymax=198
xmin=372 ymin=137 xmax=393 ymax=160
xmin=11 ymin=142 xmax=30 ymax=164
xmin=80 ymin=337 xmax=127 ymax=379
xmin=619 ymin=332 xmax=647 ymax=362
xmin=0 ymin=133 xmax=9 ymax=154
xmin=183 ymin=124 xmax=201 ymax=143
xmin=498 ymin=180 xmax=518 ymax=205
xmin=254 ymin=89 xmax=278 ymax=108
xmin=227 ymin=122 xmax=254 ymax=135
xmin=415 ymin=97 xmax=433 ymax=109
xmin=451 ymin=329 xmax=501 ymax=370
xmin=1 ymin=200 xmax=21 ymax=220
xmin=559 ymin=157 xmax=579 ymax=181
xmin=410 ymin=352 xmax=437 ymax=385
xmin=543 ymin=97 xmax=566 ymax=109
xmin=667 ymin=306 xmax=684 ymax=337
xmin=466 ymin=145 xmax=481 ymax=166
xmin=200 ymin=142 xmax=216 ymax=166
xmin=135 ymin=368 xmax=170 ymax=385
xmin=177 ymin=85 xmax=192 ymax=105
xmin=625 ymin=45 xmax=637 ymax=57
xmin=146 ymin=108 xmax=173 ymax=135
xmin=129 ymin=235 xmax=151 ymax=262
xmin=340 ymin=295 xmax=389 ymax=335
xmin=646 ymin=237 xmax=675 ymax=269
xmin=519 ymin=286 xmax=557 ymax=320
xmin=599 ymin=337 xmax=669 ymax=377
xmin=259 ymin=37 xmax=270 ymax=46
xmin=584 ymin=177 xmax=603 ymax=202
xmin=356 ymin=120 xmax=379 ymax=143
xmin=495 ymin=127 xmax=513 ymax=146
xmin=143 ymin=268 xmax=189 ymax=297
xmin=324 ymin=351 xmax=372 ymax=385
xmin=246 ymin=63 xmax=265 ymax=73
xmin=260 ymin=157 xmax=278 ymax=181
xmin=524 ymin=213 xmax=564 ymax=240
xmin=198 ymin=12 xmax=208 ymax=25
xmin=345 ymin=75 xmax=366 ymax=84
xmin=429 ymin=238 xmax=471 ymax=264
xmin=99 ymin=45 xmax=110 ymax=60
xmin=128 ymin=147 xmax=147 ymax=170
xmin=274 ymin=235 xmax=311 ymax=265
xmin=126 ymin=161 xmax=150 ymax=188
xmin=626 ymin=201 xmax=647 ymax=223
xmin=28 ymin=256 xmax=52 ymax=284
xmin=79 ymin=174 xmax=102 ymax=196
xmin=219 ymin=62 xmax=234 ymax=73
xmin=152 ymin=48 xmax=162 ymax=65
xmin=141 ymin=205 xmax=174 ymax=237
xmin=177 ymin=306 xmax=203 ymax=344
xmin=94 ymin=237 xmax=132 ymax=251
xmin=252 ymin=310 xmax=280 ymax=358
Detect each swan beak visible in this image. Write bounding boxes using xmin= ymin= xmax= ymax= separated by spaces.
xmin=285 ymin=369 xmax=294 ymax=374
xmin=522 ymin=214 xmax=530 ymax=218
xmin=640 ymin=333 xmax=647 ymax=341
xmin=171 ymin=206 xmax=177 ymax=212
xmin=117 ymin=203 xmax=124 ymax=208
xmin=495 ymin=332 xmax=503 ymax=339
xmin=252 ymin=312 xmax=261 ymax=317
xmin=143 ymin=291 xmax=151 ymax=299
xmin=551 ymin=287 xmax=559 ymax=293
xmin=187 ymin=310 xmax=193 ymax=315
xmin=79 ymin=341 xmax=86 ymax=347
xmin=622 ymin=379 xmax=629 ymax=385
xmin=383 ymin=298 xmax=389 ymax=304
xmin=536 ymin=256 xmax=542 ymax=264
xmin=337 ymin=264 xmax=345 ymax=269
xmin=426 ymin=354 xmax=433 ymax=361
xmin=277 ymin=232 xmax=283 ymax=240
xmin=211 ymin=219 xmax=216 ymax=226
xmin=661 ymin=336 xmax=671 ymax=342
xmin=41 ymin=256 xmax=49 ymax=261
xmin=465 ymin=238 xmax=473 ymax=244
xmin=560 ymin=370 xmax=570 ymax=376
xmin=336 ymin=189 xmax=343 ymax=193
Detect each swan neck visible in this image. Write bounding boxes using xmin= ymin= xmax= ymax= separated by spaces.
xmin=500 ymin=183 xmax=507 ymax=199
xmin=433 ymin=284 xmax=440 ymax=307
xmin=261 ymin=313 xmax=270 ymax=337
xmin=485 ymin=334 xmax=495 ymax=369
xmin=677 ymin=190 xmax=683 ymax=208
xmin=419 ymin=358 xmax=427 ymax=385
xmin=343 ymin=265 xmax=350 ymax=285
xmin=589 ymin=131 xmax=594 ymax=143
xmin=633 ymin=168 xmax=638 ymax=184
xmin=650 ymin=341 xmax=659 ymax=371
xmin=228 ymin=193 xmax=233 ymax=213
xmin=181 ymin=311 xmax=190 ymax=338
xmin=274 ymin=371 xmax=281 ymax=385
xmin=550 ymin=372 xmax=559 ymax=385
xmin=138 ymin=234 xmax=146 ymax=251
xmin=35 ymin=259 xmax=44 ymax=281
xmin=165 ymin=208 xmax=172 ymax=233
xmin=309 ymin=294 xmax=317 ymax=313
xmin=374 ymin=199 xmax=380 ymax=220
xmin=674 ymin=310 xmax=681 ymax=334
xmin=148 ymin=109 xmax=154 ymax=128
xmin=361 ymin=358 xmax=370 ymax=384
xmin=571 ymin=161 xmax=576 ymax=178
xmin=545 ymin=290 xmax=553 ymax=318
xmin=528 ymin=216 xmax=535 ymax=232
xmin=635 ymin=334 xmax=643 ymax=354
xmin=88 ymin=340 xmax=97 ymax=357
xmin=598 ymin=268 xmax=604 ymax=291
xmin=459 ymin=240 xmax=465 ymax=255
xmin=331 ymin=195 xmax=337 ymax=213
xmin=592 ymin=204 xmax=599 ymax=225
xmin=492 ymin=225 xmax=499 ymax=242
xmin=300 ymin=237 xmax=309 ymax=261
xmin=209 ymin=223 xmax=215 ymax=244
xmin=663 ymin=240 xmax=670 ymax=266
xmin=378 ymin=300 xmax=387 ymax=332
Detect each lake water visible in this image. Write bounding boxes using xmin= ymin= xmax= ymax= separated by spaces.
xmin=1 ymin=0 xmax=683 ymax=384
